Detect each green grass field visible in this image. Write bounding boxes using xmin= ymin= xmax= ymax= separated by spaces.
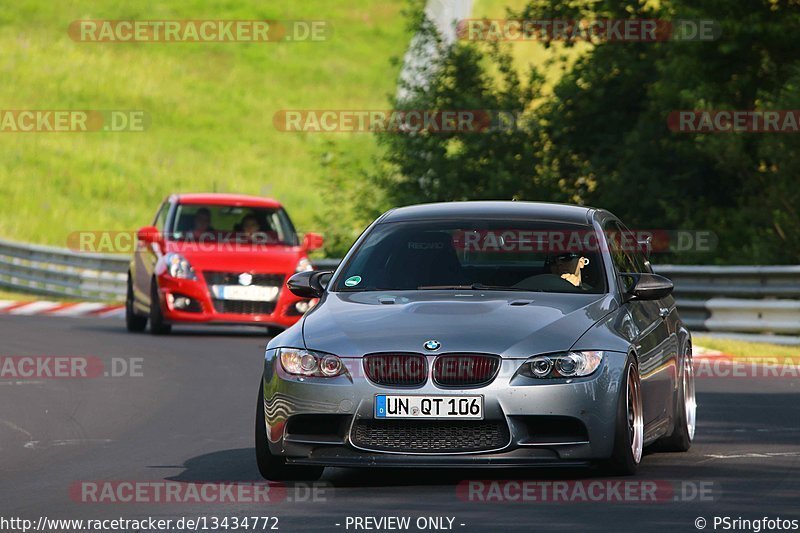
xmin=0 ymin=0 xmax=411 ymax=246
xmin=695 ymin=335 xmax=800 ymax=363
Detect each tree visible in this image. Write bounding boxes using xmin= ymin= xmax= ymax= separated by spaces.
xmin=363 ymin=8 xmax=552 ymax=218
xmin=519 ymin=0 xmax=800 ymax=264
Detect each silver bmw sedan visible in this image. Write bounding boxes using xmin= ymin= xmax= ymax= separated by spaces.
xmin=255 ymin=201 xmax=696 ymax=480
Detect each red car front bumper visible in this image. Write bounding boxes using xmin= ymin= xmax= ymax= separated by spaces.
xmin=154 ymin=271 xmax=311 ymax=328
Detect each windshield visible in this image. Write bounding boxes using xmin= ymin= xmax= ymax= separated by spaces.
xmin=332 ymin=220 xmax=607 ymax=294
xmin=167 ymin=204 xmax=299 ymax=246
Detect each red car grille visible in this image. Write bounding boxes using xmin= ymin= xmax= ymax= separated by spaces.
xmin=363 ymin=353 xmax=428 ymax=387
xmin=203 ymin=272 xmax=284 ymax=286
xmin=432 ymin=354 xmax=500 ymax=387
xmin=203 ymin=271 xmax=283 ymax=316
xmin=211 ymin=300 xmax=276 ymax=315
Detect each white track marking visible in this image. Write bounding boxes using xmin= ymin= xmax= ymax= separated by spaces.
xmin=7 ymin=301 xmax=61 ymax=315
xmin=704 ymin=451 xmax=800 ymax=460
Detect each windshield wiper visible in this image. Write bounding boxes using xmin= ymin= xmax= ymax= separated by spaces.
xmin=416 ymin=285 xmax=474 ymax=290
xmin=471 ymin=283 xmax=542 ymax=292
xmin=416 ymin=283 xmax=540 ymax=292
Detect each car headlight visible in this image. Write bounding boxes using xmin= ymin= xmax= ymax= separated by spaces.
xmin=519 ymin=351 xmax=604 ymax=379
xmin=164 ymin=253 xmax=196 ymax=279
xmin=278 ymin=348 xmax=344 ymax=377
xmin=295 ymin=257 xmax=313 ymax=273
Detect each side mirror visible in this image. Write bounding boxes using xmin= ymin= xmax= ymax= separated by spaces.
xmin=287 ymin=270 xmax=332 ymax=299
xmin=620 ymin=273 xmax=673 ymax=301
xmin=302 ymin=232 xmax=324 ymax=252
xmin=137 ymin=226 xmax=162 ymax=245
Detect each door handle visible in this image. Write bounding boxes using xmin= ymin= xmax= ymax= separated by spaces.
xmin=659 ymin=307 xmax=670 ymax=318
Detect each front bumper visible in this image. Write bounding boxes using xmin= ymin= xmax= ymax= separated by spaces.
xmin=155 ymin=274 xmax=310 ymax=328
xmin=260 ymin=351 xmax=628 ymax=466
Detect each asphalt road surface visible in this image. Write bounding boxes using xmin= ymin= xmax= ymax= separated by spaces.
xmin=1 ymin=315 xmax=799 ymax=533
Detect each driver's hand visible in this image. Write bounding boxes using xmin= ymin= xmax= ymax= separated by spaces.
xmin=560 ymin=273 xmax=581 ymax=287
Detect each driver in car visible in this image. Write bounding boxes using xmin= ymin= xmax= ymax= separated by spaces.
xmin=550 ymin=252 xmax=592 ymax=290
xmin=240 ymin=214 xmax=262 ymax=239
xmin=191 ymin=208 xmax=215 ymax=240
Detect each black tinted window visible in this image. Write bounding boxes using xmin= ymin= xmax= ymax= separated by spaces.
xmin=334 ymin=220 xmax=608 ymax=294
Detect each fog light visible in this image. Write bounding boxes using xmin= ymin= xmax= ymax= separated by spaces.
xmin=295 ymin=301 xmax=310 ymax=314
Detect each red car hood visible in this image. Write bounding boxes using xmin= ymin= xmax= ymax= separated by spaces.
xmin=163 ymin=240 xmax=303 ymax=273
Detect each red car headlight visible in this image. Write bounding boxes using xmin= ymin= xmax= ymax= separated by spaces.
xmin=164 ymin=253 xmax=196 ymax=280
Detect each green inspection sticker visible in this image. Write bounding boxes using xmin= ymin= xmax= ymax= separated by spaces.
xmin=344 ymin=275 xmax=362 ymax=287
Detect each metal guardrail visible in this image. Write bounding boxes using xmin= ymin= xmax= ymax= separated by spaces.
xmin=653 ymin=265 xmax=800 ymax=345
xmin=0 ymin=238 xmax=128 ymax=301
xmin=1 ymin=237 xmax=797 ymax=344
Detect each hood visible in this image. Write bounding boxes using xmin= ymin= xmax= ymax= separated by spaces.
xmin=163 ymin=240 xmax=303 ymax=272
xmin=302 ymin=291 xmax=617 ymax=358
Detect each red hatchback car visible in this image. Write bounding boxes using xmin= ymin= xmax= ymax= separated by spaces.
xmin=126 ymin=193 xmax=323 ymax=334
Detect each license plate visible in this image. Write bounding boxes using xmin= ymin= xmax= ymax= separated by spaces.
xmin=211 ymin=285 xmax=279 ymax=302
xmin=374 ymin=395 xmax=483 ymax=419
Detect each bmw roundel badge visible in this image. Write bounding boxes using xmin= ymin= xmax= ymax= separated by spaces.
xmin=424 ymin=340 xmax=441 ymax=351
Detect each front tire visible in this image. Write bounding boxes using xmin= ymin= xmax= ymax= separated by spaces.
xmin=255 ymin=382 xmax=324 ymax=481
xmin=655 ymin=344 xmax=696 ymax=452
xmin=603 ymin=356 xmax=643 ymax=476
xmin=125 ymin=275 xmax=147 ymax=332
xmin=149 ymin=280 xmax=172 ymax=335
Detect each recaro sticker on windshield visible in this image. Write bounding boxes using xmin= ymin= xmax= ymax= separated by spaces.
xmin=344 ymin=275 xmax=362 ymax=287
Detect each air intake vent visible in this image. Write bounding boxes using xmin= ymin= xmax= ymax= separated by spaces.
xmin=432 ymin=354 xmax=500 ymax=387
xmin=363 ymin=353 xmax=427 ymax=387
xmin=351 ymin=419 xmax=509 ymax=453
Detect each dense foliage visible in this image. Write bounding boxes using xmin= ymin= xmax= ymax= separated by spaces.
xmin=343 ymin=0 xmax=800 ymax=264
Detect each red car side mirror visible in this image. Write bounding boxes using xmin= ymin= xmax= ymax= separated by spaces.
xmin=137 ymin=226 xmax=162 ymax=245
xmin=302 ymin=232 xmax=324 ymax=252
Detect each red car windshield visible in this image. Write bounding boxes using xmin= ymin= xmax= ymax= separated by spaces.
xmin=167 ymin=204 xmax=299 ymax=246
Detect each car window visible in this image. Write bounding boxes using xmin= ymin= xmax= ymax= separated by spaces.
xmin=604 ymin=221 xmax=646 ymax=274
xmin=617 ymin=221 xmax=651 ymax=273
xmin=153 ymin=201 xmax=170 ymax=232
xmin=166 ymin=204 xmax=299 ymax=246
xmin=333 ymin=220 xmax=608 ymax=294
